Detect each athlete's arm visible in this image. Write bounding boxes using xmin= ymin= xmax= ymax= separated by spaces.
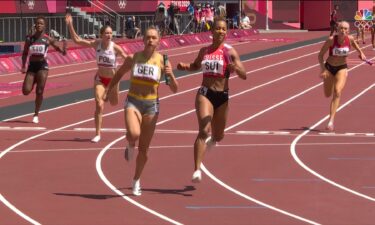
xmin=114 ymin=43 xmax=128 ymax=60
xmin=228 ymin=48 xmax=246 ymax=80
xmin=349 ymin=35 xmax=366 ymax=61
xmin=108 ymin=55 xmax=133 ymax=92
xmin=164 ymin=59 xmax=178 ymax=93
xmin=65 ymin=13 xmax=96 ymax=48
xmin=177 ymin=47 xmax=205 ymax=71
xmin=49 ymin=36 xmax=66 ymax=55
xmin=318 ymin=37 xmax=333 ymax=71
xmin=21 ymin=37 xmax=30 ymax=73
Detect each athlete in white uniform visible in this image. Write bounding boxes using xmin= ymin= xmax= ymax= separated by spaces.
xmin=65 ymin=13 xmax=127 ymax=143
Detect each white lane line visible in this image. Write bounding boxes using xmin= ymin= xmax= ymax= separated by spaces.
xmin=236 ymin=131 xmax=291 ymax=135
xmin=0 ymin=194 xmax=41 ymax=225
xmin=237 ymin=130 xmax=375 ymax=137
xmin=5 ymin=142 xmax=375 ymax=154
xmin=4 ymin=127 xmax=374 ymax=138
xmin=290 ymin=83 xmax=375 ymax=202
xmin=12 ymin=127 xmax=46 ymax=130
xmin=96 ymin=135 xmax=183 ymax=225
xmin=73 ymin=128 xmax=198 ymax=134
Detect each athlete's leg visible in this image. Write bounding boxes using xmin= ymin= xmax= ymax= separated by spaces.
xmin=210 ymin=101 xmax=229 ymax=143
xmin=93 ymin=83 xmax=106 ymax=141
xmin=328 ymin=69 xmax=348 ymax=129
xmin=323 ymin=70 xmax=335 ymax=98
xmin=22 ymin=71 xmax=36 ymax=96
xmin=194 ymin=93 xmax=214 ymax=172
xmin=125 ymin=107 xmax=142 ymax=147
xmin=133 ymin=113 xmax=158 ymax=181
xmin=33 ymin=70 xmax=48 ymax=117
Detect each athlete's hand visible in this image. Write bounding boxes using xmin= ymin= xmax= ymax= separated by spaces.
xmin=177 ymin=62 xmax=187 ymax=71
xmin=21 ymin=67 xmax=26 ymax=74
xmin=65 ymin=13 xmax=72 ymax=25
xmin=320 ymin=70 xmax=329 ymax=79
xmin=164 ymin=64 xmax=172 ymax=76
xmin=227 ymin=63 xmax=236 ymax=73
xmin=358 ymin=53 xmax=366 ymax=61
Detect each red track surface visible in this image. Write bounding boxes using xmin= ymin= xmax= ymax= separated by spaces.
xmin=1 ymin=31 xmax=375 ymax=225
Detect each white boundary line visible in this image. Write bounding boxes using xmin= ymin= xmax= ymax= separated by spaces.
xmin=0 ymin=194 xmax=41 ymax=225
xmin=0 ymin=41 xmax=362 ymax=224
xmin=290 ymin=83 xmax=375 ymax=201
xmin=96 ymin=135 xmax=183 ymax=225
xmin=5 ymin=141 xmax=375 ymax=154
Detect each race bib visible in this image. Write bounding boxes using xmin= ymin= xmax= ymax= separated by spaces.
xmin=29 ymin=44 xmax=46 ymax=55
xmin=202 ymin=59 xmax=224 ymax=75
xmin=332 ymin=47 xmax=349 ymax=56
xmin=133 ymin=63 xmax=160 ymax=81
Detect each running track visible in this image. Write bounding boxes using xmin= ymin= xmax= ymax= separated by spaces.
xmin=1 ymin=31 xmax=375 ymax=225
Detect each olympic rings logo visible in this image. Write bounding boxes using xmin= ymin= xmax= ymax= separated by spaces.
xmin=354 ymin=20 xmax=373 ymax=31
xmin=354 ymin=9 xmax=373 ymax=31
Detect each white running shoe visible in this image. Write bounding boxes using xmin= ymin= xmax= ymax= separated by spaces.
xmin=326 ymin=121 xmax=334 ymax=132
xmin=91 ymin=135 xmax=101 ymax=143
xmin=132 ymin=179 xmax=141 ymax=196
xmin=206 ymin=138 xmax=217 ymax=151
xmin=32 ymin=116 xmax=39 ymax=124
xmin=192 ymin=170 xmax=202 ymax=183
xmin=124 ymin=145 xmax=134 ymax=161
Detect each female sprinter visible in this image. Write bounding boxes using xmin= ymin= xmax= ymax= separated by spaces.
xmin=177 ymin=17 xmax=246 ymax=183
xmin=318 ymin=21 xmax=366 ymax=131
xmin=65 ymin=13 xmax=127 ymax=143
xmin=106 ymin=27 xmax=178 ymax=196
xmin=21 ymin=16 xmax=67 ymax=123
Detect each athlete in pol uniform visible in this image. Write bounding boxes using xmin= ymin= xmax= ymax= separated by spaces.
xmin=106 ymin=27 xmax=178 ymax=196
xmin=65 ymin=13 xmax=127 ymax=143
xmin=318 ymin=21 xmax=366 ymax=131
xmin=177 ymin=17 xmax=246 ymax=183
xmin=21 ymin=15 xmax=67 ymax=124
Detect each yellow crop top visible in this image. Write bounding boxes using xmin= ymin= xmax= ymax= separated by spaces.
xmin=128 ymin=52 xmax=164 ymax=100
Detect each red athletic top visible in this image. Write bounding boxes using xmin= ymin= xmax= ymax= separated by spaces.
xmin=201 ymin=44 xmax=232 ymax=78
xmin=329 ymin=35 xmax=350 ymax=57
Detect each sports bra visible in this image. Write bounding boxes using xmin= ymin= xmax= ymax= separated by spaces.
xmin=202 ymin=43 xmax=232 ymax=78
xmin=96 ymin=41 xmax=117 ymax=68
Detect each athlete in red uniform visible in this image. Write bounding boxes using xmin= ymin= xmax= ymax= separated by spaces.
xmin=177 ymin=17 xmax=246 ymax=183
xmin=318 ymin=21 xmax=366 ymax=131
xmin=21 ymin=15 xmax=67 ymax=124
